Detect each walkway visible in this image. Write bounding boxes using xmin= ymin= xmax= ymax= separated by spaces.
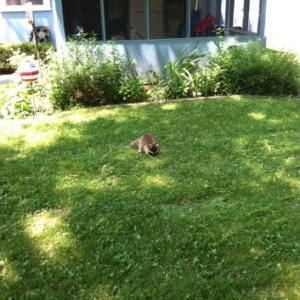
xmin=0 ymin=74 xmax=17 ymax=85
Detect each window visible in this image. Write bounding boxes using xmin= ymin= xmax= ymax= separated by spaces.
xmin=128 ymin=0 xmax=145 ymax=40
xmin=0 ymin=0 xmax=51 ymax=11
xmin=164 ymin=0 xmax=186 ymax=38
xmin=248 ymin=0 xmax=260 ymax=33
xmin=60 ymin=0 xmax=261 ymax=41
xmin=149 ymin=0 xmax=164 ymax=38
xmin=231 ymin=0 xmax=261 ymax=34
xmin=62 ymin=0 xmax=102 ymax=40
xmin=105 ymin=0 xmax=129 ymax=40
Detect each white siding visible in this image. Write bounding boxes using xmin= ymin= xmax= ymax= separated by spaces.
xmin=265 ymin=0 xmax=300 ymax=57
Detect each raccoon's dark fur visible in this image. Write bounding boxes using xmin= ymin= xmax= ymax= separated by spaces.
xmin=129 ymin=133 xmax=159 ymax=156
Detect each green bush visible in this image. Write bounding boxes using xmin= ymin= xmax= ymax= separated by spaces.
xmin=159 ymin=47 xmax=203 ymax=99
xmin=119 ymin=76 xmax=148 ymax=103
xmin=10 ymin=42 xmax=53 ymax=62
xmin=192 ymin=69 xmax=216 ymax=97
xmin=163 ymin=65 xmax=192 ymax=99
xmin=0 ymin=81 xmax=52 ymax=118
xmin=0 ymin=45 xmax=14 ymax=74
xmin=201 ymin=40 xmax=300 ymax=96
xmin=0 ymin=42 xmax=54 ymax=74
xmin=46 ymin=30 xmax=143 ymax=109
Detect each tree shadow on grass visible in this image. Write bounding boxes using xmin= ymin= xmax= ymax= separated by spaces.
xmin=1 ymin=97 xmax=300 ymax=299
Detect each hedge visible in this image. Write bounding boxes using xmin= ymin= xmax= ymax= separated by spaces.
xmin=0 ymin=42 xmax=54 ymax=74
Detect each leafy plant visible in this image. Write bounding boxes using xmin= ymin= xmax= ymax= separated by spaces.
xmin=0 ymin=42 xmax=53 ymax=74
xmin=0 ymin=44 xmax=14 ymax=74
xmin=192 ymin=69 xmax=216 ymax=97
xmin=201 ymin=40 xmax=300 ymax=96
xmin=1 ymin=82 xmax=39 ymax=118
xmin=8 ymin=51 xmax=32 ymax=70
xmin=46 ymin=28 xmax=141 ymax=109
xmin=159 ymin=47 xmax=204 ymax=99
xmin=119 ymin=76 xmax=148 ymax=103
xmin=0 ymin=78 xmax=52 ymax=119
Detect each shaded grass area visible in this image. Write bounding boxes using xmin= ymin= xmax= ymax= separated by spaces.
xmin=1 ymin=96 xmax=300 ymax=299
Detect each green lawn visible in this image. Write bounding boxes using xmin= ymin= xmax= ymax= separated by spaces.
xmin=1 ymin=96 xmax=300 ymax=299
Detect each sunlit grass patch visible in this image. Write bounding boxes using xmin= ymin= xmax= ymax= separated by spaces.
xmin=255 ymin=263 xmax=300 ymax=299
xmin=1 ymin=118 xmax=61 ymax=151
xmin=248 ymin=111 xmax=266 ymax=120
xmin=274 ymin=170 xmax=300 ymax=191
xmin=24 ymin=208 xmax=72 ymax=258
xmin=0 ymin=258 xmax=15 ymax=283
xmin=61 ymin=107 xmax=122 ymax=123
xmin=160 ymin=103 xmax=178 ymax=110
xmin=144 ymin=174 xmax=172 ymax=187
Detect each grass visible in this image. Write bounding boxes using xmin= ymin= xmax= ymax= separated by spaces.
xmin=1 ymin=96 xmax=300 ymax=299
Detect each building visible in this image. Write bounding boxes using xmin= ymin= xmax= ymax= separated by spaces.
xmin=264 ymin=0 xmax=300 ymax=58
xmin=2 ymin=0 xmax=288 ymax=74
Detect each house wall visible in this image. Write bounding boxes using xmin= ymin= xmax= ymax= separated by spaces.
xmin=0 ymin=9 xmax=53 ymax=43
xmin=102 ymin=35 xmax=255 ymax=76
xmin=0 ymin=0 xmax=65 ymax=47
xmin=264 ymin=0 xmax=300 ymax=57
xmin=1 ymin=0 xmax=263 ymax=75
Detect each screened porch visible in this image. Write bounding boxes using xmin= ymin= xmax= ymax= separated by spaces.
xmin=60 ymin=0 xmax=264 ymax=41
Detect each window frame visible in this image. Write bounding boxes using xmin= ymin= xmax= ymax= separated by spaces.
xmin=0 ymin=0 xmax=51 ymax=12
xmin=59 ymin=0 xmax=262 ymax=41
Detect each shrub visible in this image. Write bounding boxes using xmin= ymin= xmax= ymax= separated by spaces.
xmin=10 ymin=42 xmax=53 ymax=62
xmin=159 ymin=47 xmax=203 ymax=99
xmin=46 ymin=29 xmax=142 ymax=109
xmin=163 ymin=64 xmax=192 ymax=99
xmin=0 ymin=42 xmax=53 ymax=74
xmin=0 ymin=81 xmax=52 ymax=118
xmin=201 ymin=40 xmax=300 ymax=96
xmin=0 ymin=46 xmax=54 ymax=118
xmin=192 ymin=69 xmax=216 ymax=97
xmin=119 ymin=76 xmax=148 ymax=103
xmin=0 ymin=45 xmax=14 ymax=74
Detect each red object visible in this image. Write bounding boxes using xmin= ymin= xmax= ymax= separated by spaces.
xmin=195 ymin=13 xmax=216 ymax=35
xmin=18 ymin=60 xmax=39 ymax=82
xmin=19 ymin=70 xmax=39 ymax=82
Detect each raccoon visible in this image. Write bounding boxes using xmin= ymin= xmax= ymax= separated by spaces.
xmin=129 ymin=133 xmax=159 ymax=156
